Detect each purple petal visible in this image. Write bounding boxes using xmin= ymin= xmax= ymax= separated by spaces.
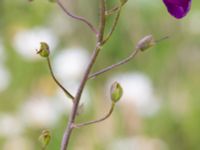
xmin=163 ymin=0 xmax=191 ymax=19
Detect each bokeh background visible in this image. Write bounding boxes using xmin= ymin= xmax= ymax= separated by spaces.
xmin=0 ymin=0 xmax=200 ymax=150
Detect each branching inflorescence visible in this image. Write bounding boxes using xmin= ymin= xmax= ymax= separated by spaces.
xmin=33 ymin=0 xmax=192 ymax=149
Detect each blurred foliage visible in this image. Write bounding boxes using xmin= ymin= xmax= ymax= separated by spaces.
xmin=0 ymin=0 xmax=200 ymax=150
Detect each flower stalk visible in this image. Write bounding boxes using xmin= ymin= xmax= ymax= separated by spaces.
xmin=32 ymin=0 xmax=177 ymax=149
xmin=74 ymin=102 xmax=116 ymax=128
xmin=61 ymin=1 xmax=106 ymax=149
xmin=56 ymin=0 xmax=98 ymax=35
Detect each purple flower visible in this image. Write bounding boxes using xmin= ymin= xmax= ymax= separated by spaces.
xmin=163 ymin=0 xmax=191 ymax=19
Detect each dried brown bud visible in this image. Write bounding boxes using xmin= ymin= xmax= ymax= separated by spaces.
xmin=136 ymin=35 xmax=155 ymax=51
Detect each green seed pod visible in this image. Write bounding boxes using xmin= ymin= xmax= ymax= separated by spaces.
xmin=136 ymin=35 xmax=155 ymax=51
xmin=39 ymin=129 xmax=51 ymax=149
xmin=37 ymin=42 xmax=50 ymax=58
xmin=110 ymin=81 xmax=123 ymax=103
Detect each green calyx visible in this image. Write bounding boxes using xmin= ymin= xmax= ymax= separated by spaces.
xmin=37 ymin=42 xmax=50 ymax=58
xmin=39 ymin=129 xmax=51 ymax=149
xmin=110 ymin=81 xmax=123 ymax=103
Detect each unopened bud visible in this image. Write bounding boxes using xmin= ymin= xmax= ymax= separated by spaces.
xmin=37 ymin=42 xmax=50 ymax=57
xmin=136 ymin=35 xmax=155 ymax=51
xmin=110 ymin=82 xmax=123 ymax=103
xmin=120 ymin=0 xmax=128 ymax=6
xmin=39 ymin=129 xmax=51 ymax=149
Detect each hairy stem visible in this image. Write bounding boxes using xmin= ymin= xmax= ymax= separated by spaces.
xmin=60 ymin=1 xmax=106 ymax=150
xmin=47 ymin=57 xmax=74 ymax=100
xmin=56 ymin=0 xmax=98 ymax=35
xmin=89 ymin=48 xmax=140 ymax=79
xmin=74 ymin=102 xmax=115 ymax=128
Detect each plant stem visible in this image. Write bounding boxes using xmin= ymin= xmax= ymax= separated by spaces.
xmin=56 ymin=0 xmax=98 ymax=35
xmin=47 ymin=57 xmax=74 ymax=101
xmin=74 ymin=102 xmax=115 ymax=128
xmin=102 ymin=7 xmax=121 ymax=45
xmin=88 ymin=48 xmax=140 ymax=79
xmin=60 ymin=45 xmax=101 ymax=150
xmin=106 ymin=6 xmax=120 ymax=16
xmin=98 ymin=0 xmax=106 ymax=42
xmin=60 ymin=1 xmax=106 ymax=150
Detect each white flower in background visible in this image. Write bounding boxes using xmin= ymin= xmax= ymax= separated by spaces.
xmin=3 ymin=137 xmax=34 ymax=150
xmin=49 ymin=12 xmax=74 ymax=36
xmin=107 ymin=72 xmax=160 ymax=117
xmin=13 ymin=27 xmax=58 ymax=60
xmin=107 ymin=136 xmax=168 ymax=150
xmin=0 ymin=114 xmax=24 ymax=138
xmin=51 ymin=90 xmax=73 ymax=115
xmin=53 ymin=47 xmax=89 ymax=83
xmin=20 ymin=96 xmax=59 ymax=128
xmin=52 ymin=87 xmax=91 ymax=115
xmin=0 ymin=64 xmax=10 ymax=92
xmin=19 ymin=91 xmax=91 ymax=129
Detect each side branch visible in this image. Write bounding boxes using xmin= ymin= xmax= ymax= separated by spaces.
xmin=56 ymin=0 xmax=98 ymax=35
xmin=74 ymin=102 xmax=115 ymax=128
xmin=89 ymin=48 xmax=140 ymax=79
xmin=98 ymin=0 xmax=106 ymax=43
xmin=102 ymin=7 xmax=121 ymax=45
xmin=47 ymin=57 xmax=74 ymax=101
xmin=105 ymin=6 xmax=120 ymax=16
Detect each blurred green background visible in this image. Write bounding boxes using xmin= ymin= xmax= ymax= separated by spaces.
xmin=0 ymin=0 xmax=200 ymax=150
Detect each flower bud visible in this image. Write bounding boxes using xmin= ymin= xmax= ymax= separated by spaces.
xmin=39 ymin=129 xmax=51 ymax=149
xmin=37 ymin=42 xmax=50 ymax=57
xmin=110 ymin=81 xmax=123 ymax=103
xmin=136 ymin=35 xmax=155 ymax=51
xmin=120 ymin=0 xmax=128 ymax=6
